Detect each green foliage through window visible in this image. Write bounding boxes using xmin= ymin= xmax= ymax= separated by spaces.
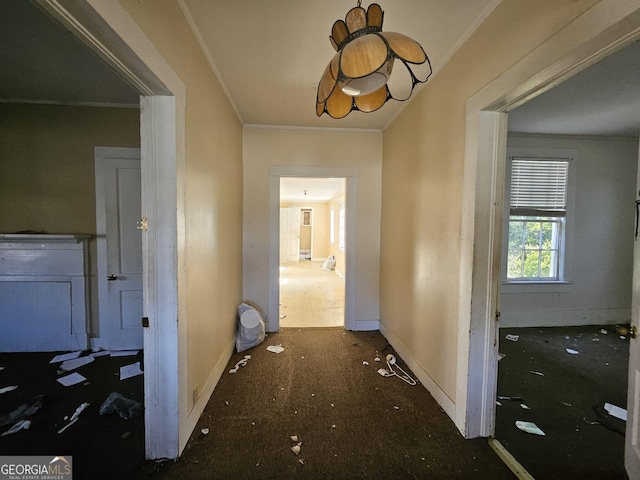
xmin=507 ymin=216 xmax=561 ymax=279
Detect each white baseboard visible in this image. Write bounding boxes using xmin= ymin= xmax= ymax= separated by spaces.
xmin=379 ymin=321 xmax=457 ymax=424
xmin=500 ymin=308 xmax=631 ymax=328
xmin=183 ymin=335 xmax=236 ymax=443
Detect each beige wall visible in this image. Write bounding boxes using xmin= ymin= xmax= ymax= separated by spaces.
xmin=381 ymin=0 xmax=605 ymax=403
xmin=119 ymin=0 xmax=243 ymax=433
xmin=243 ymin=126 xmax=382 ymax=329
xmin=0 ymin=103 xmax=140 ymax=336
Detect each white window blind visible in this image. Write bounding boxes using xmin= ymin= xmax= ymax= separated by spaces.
xmin=510 ymin=158 xmax=569 ymax=216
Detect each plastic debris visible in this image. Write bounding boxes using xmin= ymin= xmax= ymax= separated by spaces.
xmin=497 ymin=395 xmax=523 ymax=402
xmin=1 ymin=419 xmax=31 ymax=436
xmin=600 ymin=329 xmax=608 ymax=334
xmin=266 ymin=345 xmax=285 ymax=354
xmin=604 ymin=402 xmax=627 ymax=421
xmin=583 ymin=417 xmax=599 ymax=425
xmin=290 ymin=435 xmax=298 ymax=442
xmin=298 ymin=459 xmax=305 ymax=465
xmin=496 ymin=401 xmax=502 ymax=407
xmin=529 ymin=371 xmax=544 ymax=376
xmin=0 ymin=385 xmax=18 ymax=395
xmin=236 ymin=303 xmax=266 ymax=353
xmin=520 ymin=404 xmax=531 ymax=410
xmin=229 ymin=355 xmax=252 ymax=374
xmin=362 ymin=361 xmax=369 ymax=366
xmin=515 ymin=420 xmax=545 ymax=436
xmin=566 ymin=348 xmax=579 ymax=355
xmin=58 ymin=402 xmax=89 ymax=434
xmin=498 ymin=353 xmax=506 ymax=361
xmin=291 ymin=443 xmax=302 ymax=455
xmin=562 ymin=402 xmax=572 ymax=407
xmin=57 ymin=372 xmax=87 ymax=387
xmin=99 ymin=392 xmax=143 ymax=420
xmin=505 ymin=334 xmax=519 ymax=342
xmin=0 ymin=396 xmax=43 ymax=428
xmin=201 ymin=428 xmax=209 ymax=435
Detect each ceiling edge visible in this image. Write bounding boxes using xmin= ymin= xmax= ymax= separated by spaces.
xmin=382 ymin=0 xmax=503 ymax=131
xmin=177 ymin=0 xmax=244 ymax=124
xmin=243 ymin=123 xmax=383 ymax=134
xmin=0 ymin=98 xmax=140 ymax=109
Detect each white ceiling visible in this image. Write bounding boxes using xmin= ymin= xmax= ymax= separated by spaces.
xmin=1 ymin=1 xmax=638 ymax=144
xmin=280 ymin=177 xmax=346 ymax=203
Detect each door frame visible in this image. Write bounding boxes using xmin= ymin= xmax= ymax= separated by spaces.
xmin=269 ymin=167 xmax=356 ymax=331
xmin=459 ymin=0 xmax=640 ymax=441
xmin=37 ymin=0 xmax=186 ymax=459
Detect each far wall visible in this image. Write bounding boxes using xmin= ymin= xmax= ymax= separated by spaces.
xmin=500 ymin=133 xmax=639 ymax=327
xmin=0 ymin=103 xmax=141 ymax=337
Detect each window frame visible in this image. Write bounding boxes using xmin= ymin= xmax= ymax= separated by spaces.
xmin=501 ymin=147 xmax=576 ymax=288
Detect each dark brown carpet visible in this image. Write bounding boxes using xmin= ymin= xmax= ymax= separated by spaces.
xmin=136 ymin=328 xmax=515 ymax=480
xmin=496 ymin=325 xmax=630 ymax=480
xmin=0 ymin=350 xmax=145 ymax=480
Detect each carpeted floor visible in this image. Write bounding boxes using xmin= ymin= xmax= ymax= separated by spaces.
xmin=496 ymin=325 xmax=630 ymax=480
xmin=0 ymin=350 xmax=145 ymax=480
xmin=135 ymin=328 xmax=515 ymax=480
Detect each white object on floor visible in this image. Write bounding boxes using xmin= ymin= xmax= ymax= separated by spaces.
xmin=266 ymin=345 xmax=285 ymax=354
xmin=1 ymin=419 xmax=31 ymax=436
xmin=515 ymin=421 xmax=545 ymax=436
xmin=110 ymin=350 xmax=140 ymax=357
xmin=0 ymin=385 xmax=18 ymax=394
xmin=57 ymin=372 xmax=87 ymax=387
xmin=50 ymin=351 xmax=82 ymax=364
xmin=505 ymin=334 xmax=519 ymax=342
xmin=566 ymin=348 xmax=579 ymax=355
xmin=604 ymin=402 xmax=627 ymax=421
xmin=120 ymin=362 xmax=143 ymax=380
xmin=60 ymin=355 xmax=95 ymax=372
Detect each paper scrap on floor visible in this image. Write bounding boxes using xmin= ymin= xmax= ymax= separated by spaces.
xmin=50 ymin=351 xmax=83 ymax=364
xmin=57 ymin=372 xmax=87 ymax=387
xmin=505 ymin=334 xmax=519 ymax=342
xmin=604 ymin=402 xmax=627 ymax=421
xmin=515 ymin=420 xmax=545 ymax=436
xmin=566 ymin=348 xmax=579 ymax=354
xmin=110 ymin=350 xmax=140 ymax=357
xmin=266 ymin=345 xmax=285 ymax=354
xmin=120 ymin=361 xmax=143 ymax=380
xmin=60 ymin=355 xmax=95 ymax=372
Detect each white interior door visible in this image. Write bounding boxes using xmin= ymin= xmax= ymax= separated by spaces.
xmin=626 ymin=144 xmax=640 ymax=480
xmin=280 ymin=207 xmax=301 ymax=263
xmin=96 ymin=147 xmax=143 ymax=350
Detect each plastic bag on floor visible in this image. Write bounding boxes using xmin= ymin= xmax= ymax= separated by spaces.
xmin=236 ymin=303 xmax=266 ymax=353
xmin=99 ymin=392 xmax=143 ymax=420
xmin=321 ymin=255 xmax=336 ymax=271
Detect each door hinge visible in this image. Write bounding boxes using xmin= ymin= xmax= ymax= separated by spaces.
xmin=141 ymin=317 xmax=150 ymax=328
xmin=495 ymin=311 xmax=501 ymax=322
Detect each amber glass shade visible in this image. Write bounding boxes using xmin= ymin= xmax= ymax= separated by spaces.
xmin=316 ymin=2 xmax=432 ymax=119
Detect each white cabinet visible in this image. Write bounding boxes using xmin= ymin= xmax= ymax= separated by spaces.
xmin=0 ymin=234 xmax=89 ymax=352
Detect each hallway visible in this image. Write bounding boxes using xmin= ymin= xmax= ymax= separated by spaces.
xmin=135 ymin=328 xmax=515 ymax=479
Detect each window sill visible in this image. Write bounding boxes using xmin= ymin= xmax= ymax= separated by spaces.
xmin=500 ymin=281 xmax=572 ymax=294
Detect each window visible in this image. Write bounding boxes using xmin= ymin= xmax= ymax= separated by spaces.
xmin=330 ymin=205 xmax=335 ymax=244
xmin=339 ymin=203 xmax=345 ymax=251
xmin=505 ymin=154 xmax=571 ymax=282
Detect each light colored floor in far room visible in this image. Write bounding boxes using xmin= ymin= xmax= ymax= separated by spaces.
xmin=279 ymin=260 xmax=344 ymax=328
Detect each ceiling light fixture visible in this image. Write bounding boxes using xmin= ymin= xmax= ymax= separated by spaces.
xmin=316 ymin=1 xmax=432 ymax=119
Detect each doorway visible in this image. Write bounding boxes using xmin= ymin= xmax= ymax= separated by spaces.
xmin=278 ymin=177 xmax=346 ymax=328
xmin=459 ymin=12 xmax=640 ymax=479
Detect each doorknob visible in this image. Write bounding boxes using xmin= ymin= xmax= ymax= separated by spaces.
xmin=630 ymin=325 xmax=637 ymax=339
xmin=107 ymin=274 xmax=118 ymax=281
